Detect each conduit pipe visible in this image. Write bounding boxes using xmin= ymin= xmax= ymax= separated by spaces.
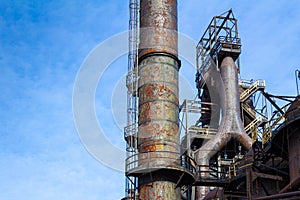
xmin=195 ymin=56 xmax=252 ymax=200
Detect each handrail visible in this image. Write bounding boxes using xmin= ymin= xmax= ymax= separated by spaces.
xmin=240 ymin=80 xmax=265 ymax=102
xmin=126 ymin=70 xmax=138 ymax=94
xmin=124 ymin=123 xmax=138 ymax=149
xmin=242 ymin=103 xmax=256 ymax=118
xmin=188 ymin=126 xmax=217 ymax=138
xmin=125 ymin=151 xmax=197 ymax=176
xmin=196 ymin=155 xmax=254 ymax=182
xmin=196 ymin=164 xmax=231 ymax=182
xmin=211 ymin=36 xmax=241 ymax=57
xmin=124 ymin=123 xmax=138 ymax=138
xmin=245 ymin=115 xmax=267 ymax=134
xmin=262 ymin=102 xmax=291 ymax=146
xmin=239 ymin=79 xmax=265 ymax=88
xmin=262 ymin=114 xmax=285 ymax=146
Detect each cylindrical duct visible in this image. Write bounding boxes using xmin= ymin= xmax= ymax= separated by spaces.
xmin=138 ymin=0 xmax=181 ymax=199
xmin=139 ymin=0 xmax=178 ymax=58
xmin=195 ymin=56 xmax=252 ymax=199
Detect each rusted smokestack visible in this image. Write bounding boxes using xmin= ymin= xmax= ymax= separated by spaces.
xmin=195 ymin=56 xmax=252 ymax=199
xmin=137 ymin=0 xmax=181 ymax=199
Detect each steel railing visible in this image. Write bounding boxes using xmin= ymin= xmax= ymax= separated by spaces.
xmin=125 ymin=151 xmax=197 ymax=176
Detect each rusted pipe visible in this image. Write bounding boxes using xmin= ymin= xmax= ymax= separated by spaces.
xmin=195 ymin=56 xmax=252 ymax=199
xmin=280 ymin=175 xmax=300 ymax=193
xmin=139 ymin=0 xmax=178 ymax=58
xmin=137 ymin=0 xmax=181 ymax=199
xmin=254 ymin=191 xmax=300 ymax=200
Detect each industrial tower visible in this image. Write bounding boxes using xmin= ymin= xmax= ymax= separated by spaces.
xmin=124 ymin=0 xmax=194 ymax=199
xmin=123 ymin=1 xmax=300 ymax=200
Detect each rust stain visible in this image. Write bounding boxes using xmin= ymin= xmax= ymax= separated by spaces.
xmin=137 ymin=0 xmax=181 ymax=199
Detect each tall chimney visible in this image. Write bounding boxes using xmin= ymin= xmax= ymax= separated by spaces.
xmin=138 ymin=0 xmax=181 ymax=199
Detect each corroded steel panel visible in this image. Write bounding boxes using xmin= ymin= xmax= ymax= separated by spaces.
xmin=139 ymin=101 xmax=178 ymax=124
xmin=138 ymin=122 xmax=179 ymax=149
xmin=137 ymin=0 xmax=181 ymax=199
xmin=137 ymin=56 xmax=181 ymax=197
xmin=139 ymin=181 xmax=181 ymax=200
xmin=139 ymin=83 xmax=178 ymax=103
xmin=138 ymin=55 xmax=179 ymax=153
xmin=288 ymin=128 xmax=300 ymax=180
xmin=139 ymin=56 xmax=179 ymax=87
xmin=286 ymin=97 xmax=300 ymax=183
xmin=139 ymin=0 xmax=178 ymax=57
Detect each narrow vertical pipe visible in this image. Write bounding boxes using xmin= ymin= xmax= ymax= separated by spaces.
xmin=138 ymin=0 xmax=181 ymax=199
xmin=295 ymin=70 xmax=299 ymax=96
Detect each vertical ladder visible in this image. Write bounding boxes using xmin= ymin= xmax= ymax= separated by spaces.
xmin=125 ymin=0 xmax=139 ymax=199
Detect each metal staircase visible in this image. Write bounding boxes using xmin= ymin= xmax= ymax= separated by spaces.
xmin=240 ymin=80 xmax=265 ymax=102
xmin=239 ymin=80 xmax=267 ymax=142
xmin=245 ymin=115 xmax=267 ymax=134
xmin=242 ymin=103 xmax=256 ymax=119
xmin=262 ymin=114 xmax=285 ymax=147
xmin=179 ymin=100 xmax=217 ymax=154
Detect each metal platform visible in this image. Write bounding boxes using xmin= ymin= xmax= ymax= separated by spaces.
xmin=125 ymin=151 xmax=196 ymax=186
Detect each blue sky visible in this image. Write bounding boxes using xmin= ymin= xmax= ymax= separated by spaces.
xmin=1 ymin=1 xmax=300 ymax=200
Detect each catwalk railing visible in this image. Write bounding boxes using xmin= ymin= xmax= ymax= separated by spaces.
xmin=125 ymin=151 xmax=197 ymax=177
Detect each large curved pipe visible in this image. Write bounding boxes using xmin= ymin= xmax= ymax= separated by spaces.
xmin=195 ymin=56 xmax=252 ymax=200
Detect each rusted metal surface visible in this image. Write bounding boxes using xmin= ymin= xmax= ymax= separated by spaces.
xmin=285 ymin=96 xmax=300 ymax=121
xmin=139 ymin=0 xmax=178 ymax=58
xmin=138 ymin=56 xmax=179 ymax=152
xmin=195 ymin=56 xmax=252 ymax=199
xmin=254 ymin=190 xmax=300 ymax=200
xmin=285 ymin=97 xmax=300 ymax=184
xmin=139 ymin=181 xmax=181 ymax=200
xmin=138 ymin=55 xmax=181 ymax=199
xmin=280 ymin=175 xmax=300 ymax=193
xmin=137 ymin=0 xmax=182 ymax=199
xmin=288 ymin=125 xmax=300 ymax=182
